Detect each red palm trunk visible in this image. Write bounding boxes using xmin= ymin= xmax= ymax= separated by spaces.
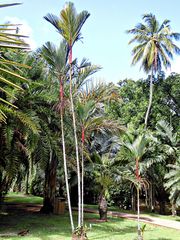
xmin=81 ymin=126 xmax=85 ymax=144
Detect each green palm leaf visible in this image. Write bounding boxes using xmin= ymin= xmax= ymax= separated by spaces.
xmin=0 ymin=2 xmax=30 ymax=122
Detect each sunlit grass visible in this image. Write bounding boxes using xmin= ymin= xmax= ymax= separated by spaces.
xmin=0 ymin=211 xmax=179 ymax=240
xmin=5 ymin=192 xmax=43 ymax=205
xmin=0 ymin=193 xmax=179 ymax=239
xmin=84 ymin=204 xmax=180 ymax=222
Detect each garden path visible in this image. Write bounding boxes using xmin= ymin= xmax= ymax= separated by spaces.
xmin=82 ymin=208 xmax=180 ymax=230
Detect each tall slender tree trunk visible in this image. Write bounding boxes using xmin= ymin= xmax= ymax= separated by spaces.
xmin=69 ymin=47 xmax=81 ymax=227
xmin=25 ymin=168 xmax=29 ymax=195
xmin=149 ymin=182 xmax=155 ymax=212
xmin=144 ymin=68 xmax=154 ymax=128
xmin=81 ymin=126 xmax=85 ymax=226
xmin=131 ymin=186 xmax=136 ymax=212
xmin=137 ymin=186 xmax=141 ymax=239
xmin=60 ymin=79 xmax=74 ymax=232
xmin=136 ymin=158 xmax=141 ymax=239
xmin=26 ymin=157 xmax=34 ymax=195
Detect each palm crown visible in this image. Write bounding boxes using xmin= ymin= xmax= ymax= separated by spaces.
xmin=127 ymin=13 xmax=180 ymax=73
xmin=44 ymin=2 xmax=90 ymax=60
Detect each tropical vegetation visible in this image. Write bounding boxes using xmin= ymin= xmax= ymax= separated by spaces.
xmin=0 ymin=2 xmax=179 ymax=240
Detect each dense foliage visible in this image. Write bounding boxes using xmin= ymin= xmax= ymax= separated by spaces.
xmin=0 ymin=2 xmax=179 ymax=240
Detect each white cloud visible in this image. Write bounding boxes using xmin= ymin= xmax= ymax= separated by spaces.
xmin=3 ymin=16 xmax=37 ymax=50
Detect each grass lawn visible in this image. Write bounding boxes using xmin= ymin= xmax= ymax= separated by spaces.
xmin=4 ymin=192 xmax=43 ymax=205
xmin=0 ymin=211 xmax=179 ymax=240
xmin=0 ymin=193 xmax=179 ymax=239
xmin=84 ymin=204 xmax=180 ymax=222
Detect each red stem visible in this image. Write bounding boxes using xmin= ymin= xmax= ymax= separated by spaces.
xmin=69 ymin=45 xmax=72 ymax=64
xmin=81 ymin=126 xmax=85 ymax=144
xmin=136 ymin=158 xmax=139 ymax=181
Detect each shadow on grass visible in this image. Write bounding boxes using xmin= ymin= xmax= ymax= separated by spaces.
xmin=0 ymin=205 xmax=72 ymax=239
xmin=84 ymin=215 xmax=140 ymax=240
xmin=0 ymin=203 xmax=178 ymax=240
xmin=0 ymin=204 xmax=138 ymax=240
xmin=88 ymin=224 xmax=137 ymax=240
xmin=151 ymin=239 xmax=172 ymax=240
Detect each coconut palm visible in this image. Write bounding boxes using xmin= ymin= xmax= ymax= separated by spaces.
xmin=44 ymin=2 xmax=90 ymax=228
xmin=127 ymin=13 xmax=180 ymax=128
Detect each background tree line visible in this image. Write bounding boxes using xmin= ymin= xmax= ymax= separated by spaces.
xmin=0 ymin=2 xmax=179 ymax=240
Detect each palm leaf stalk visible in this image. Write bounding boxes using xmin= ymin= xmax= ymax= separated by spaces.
xmin=127 ymin=13 xmax=180 ymax=128
xmin=44 ymin=2 xmax=90 ymax=229
xmin=0 ymin=3 xmax=21 ymax=8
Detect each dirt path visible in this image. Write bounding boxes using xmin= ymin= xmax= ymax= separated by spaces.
xmin=0 ymin=202 xmax=42 ymax=213
xmin=82 ymin=208 xmax=180 ymax=230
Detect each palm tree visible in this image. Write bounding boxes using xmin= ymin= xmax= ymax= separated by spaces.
xmin=120 ymin=132 xmax=151 ymax=240
xmin=0 ymin=2 xmax=30 ymax=122
xmin=156 ymin=120 xmax=179 ymax=215
xmin=127 ymin=13 xmax=180 ymax=128
xmin=77 ymin=99 xmax=95 ymax=227
xmin=44 ymin=2 xmax=90 ymax=228
xmin=77 ymin=81 xmax=124 ymax=224
xmin=93 ymin=154 xmax=114 ymax=221
xmin=41 ymin=41 xmax=74 ymax=230
xmin=164 ymin=158 xmax=180 ymax=215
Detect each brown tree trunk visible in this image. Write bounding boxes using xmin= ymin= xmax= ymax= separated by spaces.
xmin=171 ymin=202 xmax=177 ymax=216
xmin=159 ymin=201 xmax=166 ymax=215
xmin=98 ymin=194 xmax=108 ymax=221
xmin=41 ymin=150 xmax=57 ymax=213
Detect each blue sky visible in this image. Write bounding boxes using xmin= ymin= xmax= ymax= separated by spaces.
xmin=2 ymin=0 xmax=180 ymax=83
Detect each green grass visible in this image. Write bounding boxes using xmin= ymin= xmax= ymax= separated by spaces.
xmin=0 ymin=211 xmax=179 ymax=240
xmin=0 ymin=193 xmax=179 ymax=239
xmin=84 ymin=204 xmax=180 ymax=222
xmin=4 ymin=194 xmax=180 ymax=222
xmin=4 ymin=192 xmax=43 ymax=205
